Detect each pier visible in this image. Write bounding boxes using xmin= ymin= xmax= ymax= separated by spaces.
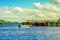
xmin=22 ymin=19 xmax=60 ymax=26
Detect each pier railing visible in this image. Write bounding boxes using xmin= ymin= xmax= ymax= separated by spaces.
xmin=25 ymin=20 xmax=60 ymax=26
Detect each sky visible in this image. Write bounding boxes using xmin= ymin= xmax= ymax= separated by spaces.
xmin=0 ymin=0 xmax=49 ymax=8
xmin=0 ymin=0 xmax=60 ymax=22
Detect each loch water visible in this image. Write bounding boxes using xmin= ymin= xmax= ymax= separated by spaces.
xmin=0 ymin=24 xmax=60 ymax=40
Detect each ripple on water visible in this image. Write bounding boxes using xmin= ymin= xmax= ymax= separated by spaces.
xmin=0 ymin=27 xmax=60 ymax=40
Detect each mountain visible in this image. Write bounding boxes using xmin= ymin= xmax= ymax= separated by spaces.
xmin=0 ymin=20 xmax=19 ymax=24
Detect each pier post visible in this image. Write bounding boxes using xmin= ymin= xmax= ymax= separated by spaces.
xmin=48 ymin=22 xmax=51 ymax=26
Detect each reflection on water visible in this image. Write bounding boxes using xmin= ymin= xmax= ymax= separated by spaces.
xmin=0 ymin=24 xmax=60 ymax=40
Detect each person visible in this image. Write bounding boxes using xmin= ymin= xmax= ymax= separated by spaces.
xmin=19 ymin=25 xmax=21 ymax=27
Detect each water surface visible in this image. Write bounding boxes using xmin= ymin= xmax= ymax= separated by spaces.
xmin=0 ymin=24 xmax=60 ymax=40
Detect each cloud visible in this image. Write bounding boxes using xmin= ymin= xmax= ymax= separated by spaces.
xmin=49 ymin=0 xmax=60 ymax=5
xmin=54 ymin=0 xmax=60 ymax=3
xmin=34 ymin=3 xmax=43 ymax=8
xmin=14 ymin=7 xmax=24 ymax=12
xmin=0 ymin=3 xmax=60 ymax=22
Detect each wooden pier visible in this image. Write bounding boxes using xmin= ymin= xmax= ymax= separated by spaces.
xmin=24 ymin=20 xmax=60 ymax=26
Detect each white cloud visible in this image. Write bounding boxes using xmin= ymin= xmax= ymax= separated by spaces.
xmin=4 ymin=11 xmax=12 ymax=14
xmin=14 ymin=7 xmax=24 ymax=12
xmin=0 ymin=3 xmax=60 ymax=22
xmin=34 ymin=3 xmax=43 ymax=8
xmin=54 ymin=0 xmax=60 ymax=3
xmin=49 ymin=0 xmax=60 ymax=5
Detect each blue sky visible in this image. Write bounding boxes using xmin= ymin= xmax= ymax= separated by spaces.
xmin=0 ymin=0 xmax=49 ymax=8
xmin=0 ymin=0 xmax=60 ymax=22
